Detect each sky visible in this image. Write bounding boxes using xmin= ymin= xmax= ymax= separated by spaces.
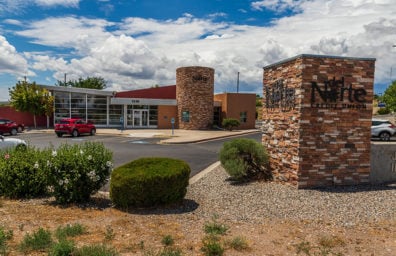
xmin=0 ymin=0 xmax=396 ymax=101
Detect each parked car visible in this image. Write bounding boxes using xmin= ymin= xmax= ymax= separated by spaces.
xmin=0 ymin=118 xmax=24 ymax=135
xmin=55 ymin=118 xmax=96 ymax=137
xmin=0 ymin=118 xmax=20 ymax=135
xmin=371 ymin=118 xmax=396 ymax=141
xmin=0 ymin=135 xmax=27 ymax=150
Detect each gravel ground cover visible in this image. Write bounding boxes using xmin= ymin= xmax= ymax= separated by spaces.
xmin=1 ymin=165 xmax=395 ymax=255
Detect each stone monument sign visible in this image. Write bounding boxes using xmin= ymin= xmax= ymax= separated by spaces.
xmin=262 ymin=54 xmax=375 ymax=188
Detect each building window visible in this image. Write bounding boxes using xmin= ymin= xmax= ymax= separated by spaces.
xmin=213 ymin=107 xmax=221 ymax=126
xmin=182 ymin=110 xmax=190 ymax=122
xmin=149 ymin=106 xmax=158 ymax=126
xmin=240 ymin=111 xmax=247 ymax=123
xmin=87 ymin=95 xmax=107 ymax=125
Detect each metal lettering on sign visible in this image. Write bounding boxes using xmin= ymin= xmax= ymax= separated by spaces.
xmin=192 ymin=75 xmax=208 ymax=83
xmin=265 ymin=79 xmax=295 ymax=111
xmin=310 ymin=77 xmax=368 ymax=109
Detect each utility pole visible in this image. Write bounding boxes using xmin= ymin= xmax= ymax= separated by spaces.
xmin=237 ymin=72 xmax=240 ymax=93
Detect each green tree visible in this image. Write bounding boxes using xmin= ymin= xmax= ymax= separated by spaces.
xmin=382 ymin=80 xmax=396 ymax=112
xmin=256 ymin=94 xmax=263 ymax=107
xmin=56 ymin=76 xmax=107 ymax=89
xmin=9 ymin=81 xmax=54 ymax=128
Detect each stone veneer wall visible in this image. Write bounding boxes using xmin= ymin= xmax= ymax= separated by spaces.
xmin=262 ymin=54 xmax=375 ymax=188
xmin=176 ymin=66 xmax=214 ymax=130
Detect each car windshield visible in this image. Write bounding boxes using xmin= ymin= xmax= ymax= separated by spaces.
xmin=59 ymin=120 xmax=71 ymax=124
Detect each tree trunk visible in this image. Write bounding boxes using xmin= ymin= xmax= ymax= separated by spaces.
xmin=33 ymin=115 xmax=37 ymax=128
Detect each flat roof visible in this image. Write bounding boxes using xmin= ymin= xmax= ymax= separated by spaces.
xmin=40 ymin=85 xmax=115 ymax=96
xmin=263 ymin=54 xmax=376 ymax=70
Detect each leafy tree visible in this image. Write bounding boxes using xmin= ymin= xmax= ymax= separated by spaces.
xmin=256 ymin=94 xmax=263 ymax=107
xmin=382 ymin=80 xmax=396 ymax=112
xmin=8 ymin=81 xmax=54 ymax=128
xmin=56 ymin=76 xmax=107 ymax=89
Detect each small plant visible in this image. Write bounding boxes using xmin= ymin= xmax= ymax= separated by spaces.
xmin=318 ymin=235 xmax=346 ymax=248
xmin=226 ymin=236 xmax=249 ymax=251
xmin=55 ymin=223 xmax=86 ymax=240
xmin=49 ymin=239 xmax=75 ymax=256
xmin=222 ymin=118 xmax=240 ymax=131
xmin=204 ymin=217 xmax=229 ymax=236
xmin=0 ymin=226 xmax=13 ymax=256
xmin=157 ymin=248 xmax=182 ymax=256
xmin=294 ymin=238 xmax=345 ymax=256
xmin=73 ymin=244 xmax=119 ymax=256
xmin=19 ymin=227 xmax=53 ymax=253
xmin=219 ymin=138 xmax=270 ymax=181
xmin=161 ymin=235 xmax=174 ymax=246
xmin=201 ymin=238 xmax=224 ymax=256
xmin=104 ymin=226 xmax=115 ymax=242
xmin=294 ymin=241 xmax=312 ymax=255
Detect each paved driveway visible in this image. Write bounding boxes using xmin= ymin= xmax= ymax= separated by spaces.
xmin=17 ymin=132 xmax=262 ymax=177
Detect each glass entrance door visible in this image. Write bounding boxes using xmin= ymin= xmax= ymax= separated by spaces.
xmin=131 ymin=109 xmax=149 ymax=127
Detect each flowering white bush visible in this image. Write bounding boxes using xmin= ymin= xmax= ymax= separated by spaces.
xmin=45 ymin=142 xmax=113 ymax=204
xmin=0 ymin=146 xmax=49 ymax=198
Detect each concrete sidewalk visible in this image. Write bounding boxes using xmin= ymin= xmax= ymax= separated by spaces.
xmin=25 ymin=128 xmax=261 ymax=144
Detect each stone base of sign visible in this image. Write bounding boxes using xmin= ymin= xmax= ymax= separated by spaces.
xmin=262 ymin=54 xmax=375 ymax=188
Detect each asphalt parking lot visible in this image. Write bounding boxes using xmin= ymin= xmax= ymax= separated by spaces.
xmin=16 ymin=131 xmax=262 ymax=177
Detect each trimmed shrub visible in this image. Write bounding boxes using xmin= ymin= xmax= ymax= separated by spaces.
xmin=377 ymin=107 xmax=391 ymax=115
xmin=0 ymin=146 xmax=49 ymax=198
xmin=45 ymin=142 xmax=113 ymax=204
xmin=219 ymin=138 xmax=270 ymax=181
xmin=222 ymin=118 xmax=240 ymax=131
xmin=110 ymin=157 xmax=190 ymax=208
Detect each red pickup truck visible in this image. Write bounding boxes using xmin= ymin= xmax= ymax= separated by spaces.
xmin=55 ymin=118 xmax=96 ymax=137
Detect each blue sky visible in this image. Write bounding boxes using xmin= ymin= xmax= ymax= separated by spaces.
xmin=0 ymin=0 xmax=396 ymax=101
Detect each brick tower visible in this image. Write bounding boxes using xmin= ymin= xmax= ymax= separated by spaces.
xmin=176 ymin=66 xmax=215 ymax=130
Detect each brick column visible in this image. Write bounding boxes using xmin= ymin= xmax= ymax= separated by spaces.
xmin=176 ymin=66 xmax=214 ymax=130
xmin=262 ymin=54 xmax=375 ymax=188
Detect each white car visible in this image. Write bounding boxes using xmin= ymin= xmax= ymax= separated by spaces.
xmin=0 ymin=135 xmax=27 ymax=150
xmin=371 ymin=119 xmax=396 ymax=141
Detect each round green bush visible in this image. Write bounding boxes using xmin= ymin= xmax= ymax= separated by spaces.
xmin=222 ymin=118 xmax=240 ymax=131
xmin=219 ymin=138 xmax=270 ymax=181
xmin=110 ymin=157 xmax=191 ymax=208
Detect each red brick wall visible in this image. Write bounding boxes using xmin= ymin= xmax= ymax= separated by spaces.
xmin=262 ymin=55 xmax=375 ymax=188
xmin=0 ymin=106 xmax=51 ymax=128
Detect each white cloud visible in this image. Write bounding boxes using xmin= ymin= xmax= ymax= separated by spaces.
xmin=16 ymin=17 xmax=114 ymax=55
xmin=8 ymin=0 xmax=396 ymax=96
xmin=251 ymin=0 xmax=306 ymax=12
xmin=0 ymin=35 xmax=29 ymax=75
xmin=34 ymin=0 xmax=79 ymax=8
xmin=3 ymin=19 xmax=23 ymax=26
xmin=0 ymin=0 xmax=79 ymax=15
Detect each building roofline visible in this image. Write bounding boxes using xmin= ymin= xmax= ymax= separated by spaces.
xmin=40 ymin=85 xmax=115 ymax=96
xmin=263 ymin=54 xmax=376 ymax=70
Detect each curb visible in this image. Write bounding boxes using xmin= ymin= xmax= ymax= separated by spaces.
xmin=189 ymin=161 xmax=221 ymax=185
xmin=160 ymin=130 xmax=261 ymax=144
